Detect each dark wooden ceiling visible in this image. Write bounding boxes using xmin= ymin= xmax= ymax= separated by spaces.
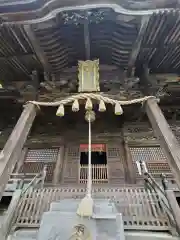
xmin=0 ymin=6 xmax=180 ymax=81
xmin=0 ymin=3 xmax=179 ymax=105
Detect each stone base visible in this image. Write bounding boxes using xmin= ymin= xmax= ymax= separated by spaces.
xmin=37 ymin=199 xmax=122 ymax=240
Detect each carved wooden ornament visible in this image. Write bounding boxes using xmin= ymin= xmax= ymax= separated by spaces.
xmin=78 ymin=60 xmax=100 ymax=92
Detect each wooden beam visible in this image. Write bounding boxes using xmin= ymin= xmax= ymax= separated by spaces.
xmin=127 ymin=16 xmax=149 ymax=77
xmin=83 ymin=10 xmax=90 ymax=60
xmin=24 ymin=25 xmax=51 ymax=73
xmin=0 ymin=103 xmax=37 ymax=199
xmin=139 ymin=66 xmax=152 ymax=95
xmin=145 ymin=98 xmax=180 ymax=189
xmin=52 ymin=146 xmax=65 ymax=184
xmin=14 ymin=147 xmax=28 ymax=173
xmin=31 ymin=70 xmax=40 ymax=100
xmin=0 ymin=53 xmax=35 ymax=60
xmin=123 ymin=140 xmax=136 ymax=184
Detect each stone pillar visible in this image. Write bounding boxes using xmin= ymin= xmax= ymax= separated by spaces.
xmin=53 ymin=146 xmax=65 ymax=184
xmin=145 ymin=98 xmax=180 ymax=189
xmin=123 ymin=140 xmax=136 ymax=184
xmin=0 ymin=103 xmax=37 ymax=199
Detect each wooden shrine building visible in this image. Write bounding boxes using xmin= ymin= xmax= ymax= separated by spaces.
xmin=0 ymin=0 xmax=180 ymax=239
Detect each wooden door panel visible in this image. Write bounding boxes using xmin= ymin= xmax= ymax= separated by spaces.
xmin=62 ymin=145 xmax=80 ymax=183
xmin=107 ymin=144 xmax=125 ymax=184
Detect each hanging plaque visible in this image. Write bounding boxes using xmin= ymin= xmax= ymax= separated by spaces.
xmin=78 ymin=59 xmax=100 ymax=92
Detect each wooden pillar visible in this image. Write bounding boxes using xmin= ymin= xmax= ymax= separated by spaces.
xmin=14 ymin=147 xmax=28 ymax=173
xmin=145 ymin=98 xmax=180 ymax=189
xmin=165 ymin=189 xmax=180 ymax=233
xmin=123 ymin=140 xmax=136 ymax=184
xmin=0 ymin=103 xmax=37 ymax=199
xmin=53 ymin=146 xmax=65 ymax=184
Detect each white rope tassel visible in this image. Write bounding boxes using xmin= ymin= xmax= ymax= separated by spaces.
xmin=85 ymin=98 xmax=93 ymax=110
xmin=72 ymin=99 xmax=79 ymax=112
xmin=77 ymin=113 xmax=93 ymax=217
xmin=98 ymin=100 xmax=106 ymax=112
xmin=56 ymin=104 xmax=64 ymax=117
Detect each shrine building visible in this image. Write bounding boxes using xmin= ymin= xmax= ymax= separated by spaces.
xmin=0 ymin=1 xmax=180 ymax=240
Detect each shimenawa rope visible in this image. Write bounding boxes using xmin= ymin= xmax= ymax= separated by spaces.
xmin=28 ymin=93 xmax=157 ymax=107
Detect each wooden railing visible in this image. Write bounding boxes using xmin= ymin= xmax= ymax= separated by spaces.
xmin=12 ymin=187 xmax=170 ymax=230
xmin=79 ymin=164 xmax=108 ymax=184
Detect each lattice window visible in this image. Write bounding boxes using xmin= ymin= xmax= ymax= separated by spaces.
xmin=67 ymin=147 xmax=80 ymax=157
xmin=130 ymin=147 xmax=172 ymax=179
xmin=20 ymin=148 xmax=59 ymax=182
xmin=19 ymin=162 xmax=55 ymax=182
xmin=25 ymin=148 xmax=59 ymax=162
xmin=107 ymin=147 xmax=120 ymax=158
xmin=130 ymin=147 xmax=167 ymax=162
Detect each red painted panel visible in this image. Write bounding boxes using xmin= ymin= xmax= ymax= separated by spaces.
xmin=80 ymin=144 xmax=106 ymax=152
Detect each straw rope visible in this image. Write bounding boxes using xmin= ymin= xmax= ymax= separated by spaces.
xmin=28 ymin=93 xmax=157 ymax=107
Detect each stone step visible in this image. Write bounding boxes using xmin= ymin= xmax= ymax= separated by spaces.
xmin=50 ymin=200 xmax=79 ymax=212
xmin=9 ymin=230 xmax=38 ymax=240
xmin=92 ymin=199 xmax=117 ymax=219
xmin=37 ymin=199 xmax=97 ymax=240
xmin=37 ymin=199 xmax=124 ymax=240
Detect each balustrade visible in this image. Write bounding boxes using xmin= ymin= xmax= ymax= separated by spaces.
xmin=79 ymin=164 xmax=108 ymax=184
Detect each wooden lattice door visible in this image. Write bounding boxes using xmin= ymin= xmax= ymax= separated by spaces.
xmin=107 ymin=144 xmax=125 ymax=184
xmin=62 ymin=145 xmax=80 ymax=184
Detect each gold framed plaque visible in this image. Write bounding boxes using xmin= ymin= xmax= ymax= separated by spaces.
xmin=78 ymin=59 xmax=100 ymax=92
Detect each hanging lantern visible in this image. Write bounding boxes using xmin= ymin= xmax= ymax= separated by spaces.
xmin=85 ymin=98 xmax=93 ymax=110
xmin=56 ymin=104 xmax=64 ymax=117
xmin=114 ymin=102 xmax=123 ymax=115
xmin=72 ymin=99 xmax=79 ymax=112
xmin=98 ymin=100 xmax=106 ymax=112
